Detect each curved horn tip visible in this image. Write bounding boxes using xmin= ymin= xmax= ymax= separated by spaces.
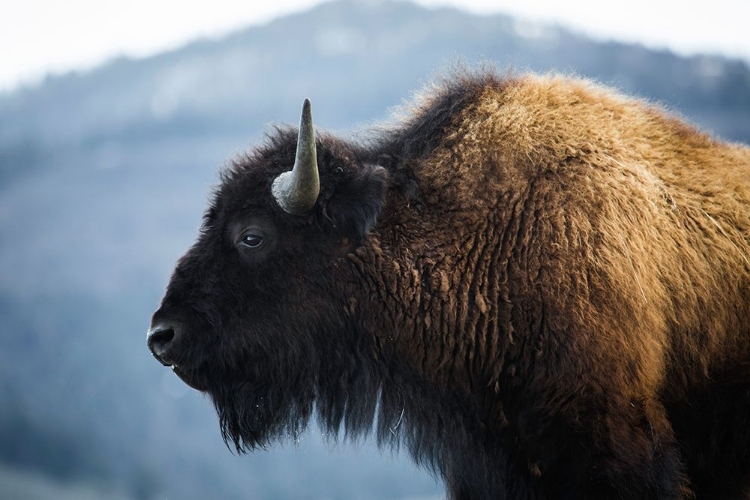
xmin=300 ymin=98 xmax=313 ymax=129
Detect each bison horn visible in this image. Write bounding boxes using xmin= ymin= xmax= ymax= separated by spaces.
xmin=272 ymin=98 xmax=320 ymax=214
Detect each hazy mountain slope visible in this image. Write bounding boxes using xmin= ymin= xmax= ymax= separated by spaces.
xmin=0 ymin=1 xmax=748 ymax=499
xmin=1 ymin=0 xmax=748 ymax=154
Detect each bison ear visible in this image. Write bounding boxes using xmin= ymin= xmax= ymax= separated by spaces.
xmin=324 ymin=165 xmax=388 ymax=240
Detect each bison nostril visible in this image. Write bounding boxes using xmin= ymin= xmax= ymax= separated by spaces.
xmin=147 ymin=323 xmax=179 ymax=365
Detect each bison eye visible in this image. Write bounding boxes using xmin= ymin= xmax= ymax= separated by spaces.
xmin=239 ymin=233 xmax=265 ymax=249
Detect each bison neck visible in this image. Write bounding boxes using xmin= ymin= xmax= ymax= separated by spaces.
xmin=348 ymin=171 xmax=540 ymax=387
xmin=341 ymin=191 xmax=544 ymax=497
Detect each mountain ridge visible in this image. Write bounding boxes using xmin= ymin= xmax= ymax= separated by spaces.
xmin=0 ymin=2 xmax=748 ymax=499
xmin=1 ymin=0 xmax=748 ymax=155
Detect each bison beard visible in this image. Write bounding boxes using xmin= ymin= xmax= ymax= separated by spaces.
xmin=148 ymin=69 xmax=750 ymax=500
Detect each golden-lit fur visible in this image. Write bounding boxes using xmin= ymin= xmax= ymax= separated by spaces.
xmin=352 ymin=72 xmax=750 ymax=498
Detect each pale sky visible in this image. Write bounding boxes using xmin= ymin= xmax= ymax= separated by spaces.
xmin=2 ymin=0 xmax=749 ymax=92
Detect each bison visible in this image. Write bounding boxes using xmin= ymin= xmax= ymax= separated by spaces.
xmin=147 ymin=70 xmax=750 ymax=499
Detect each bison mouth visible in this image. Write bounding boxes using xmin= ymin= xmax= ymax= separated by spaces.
xmin=171 ymin=365 xmax=208 ymax=392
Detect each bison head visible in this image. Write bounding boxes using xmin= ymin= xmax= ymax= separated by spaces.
xmin=148 ymin=100 xmax=390 ymax=451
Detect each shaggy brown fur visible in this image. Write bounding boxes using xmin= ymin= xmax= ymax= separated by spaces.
xmin=149 ymin=70 xmax=750 ymax=499
xmin=352 ymin=73 xmax=750 ymax=498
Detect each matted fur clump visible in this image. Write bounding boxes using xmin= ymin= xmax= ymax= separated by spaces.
xmin=148 ymin=69 xmax=750 ymax=500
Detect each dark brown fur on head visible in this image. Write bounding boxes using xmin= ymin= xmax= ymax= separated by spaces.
xmin=150 ymin=68 xmax=750 ymax=500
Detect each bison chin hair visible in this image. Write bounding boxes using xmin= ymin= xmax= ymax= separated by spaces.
xmin=203 ymin=349 xmax=319 ymax=452
xmin=210 ymin=378 xmax=315 ymax=452
xmin=202 ymin=334 xmax=450 ymax=476
xmin=205 ymin=354 xmax=388 ymax=454
xmin=206 ymin=353 xmax=482 ymax=491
